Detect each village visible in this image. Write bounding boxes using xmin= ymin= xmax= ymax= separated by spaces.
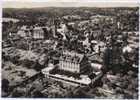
xmin=2 ymin=7 xmax=139 ymax=98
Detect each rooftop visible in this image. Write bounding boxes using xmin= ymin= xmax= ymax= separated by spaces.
xmin=60 ymin=51 xmax=84 ymax=63
xmin=33 ymin=27 xmax=43 ymax=30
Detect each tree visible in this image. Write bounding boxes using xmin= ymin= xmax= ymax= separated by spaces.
xmin=31 ymin=90 xmax=44 ymax=98
xmin=11 ymin=87 xmax=25 ymax=97
xmin=2 ymin=79 xmax=9 ymax=93
xmin=103 ymin=46 xmax=112 ymax=71
xmin=73 ymin=87 xmax=89 ymax=98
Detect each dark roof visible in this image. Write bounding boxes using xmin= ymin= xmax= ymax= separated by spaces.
xmin=88 ymin=54 xmax=103 ymax=64
xmin=60 ymin=51 xmax=84 ymax=63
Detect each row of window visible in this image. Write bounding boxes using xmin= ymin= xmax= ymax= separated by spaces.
xmin=18 ymin=30 xmax=44 ymax=39
xmin=33 ymin=32 xmax=44 ymax=38
xmin=59 ymin=61 xmax=79 ymax=72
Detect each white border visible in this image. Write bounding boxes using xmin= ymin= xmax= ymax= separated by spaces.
xmin=2 ymin=0 xmax=140 ymax=8
xmin=0 ymin=0 xmax=140 ymax=100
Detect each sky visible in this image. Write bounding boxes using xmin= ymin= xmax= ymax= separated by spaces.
xmin=2 ymin=0 xmax=139 ymax=8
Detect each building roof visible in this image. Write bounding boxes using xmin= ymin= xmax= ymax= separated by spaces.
xmin=60 ymin=51 xmax=84 ymax=63
xmin=63 ymin=15 xmax=81 ymax=20
xmin=90 ymin=15 xmax=112 ymax=19
xmin=20 ymin=25 xmax=27 ymax=30
xmin=3 ymin=18 xmax=19 ymax=23
xmin=33 ymin=27 xmax=43 ymax=30
xmin=88 ymin=54 xmax=103 ymax=64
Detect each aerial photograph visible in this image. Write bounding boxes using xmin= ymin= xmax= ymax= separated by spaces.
xmin=2 ymin=1 xmax=139 ymax=99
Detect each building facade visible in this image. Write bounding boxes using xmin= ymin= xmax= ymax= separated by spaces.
xmin=33 ymin=27 xmax=44 ymax=39
xmin=59 ymin=51 xmax=88 ymax=73
xmin=59 ymin=60 xmax=80 ymax=73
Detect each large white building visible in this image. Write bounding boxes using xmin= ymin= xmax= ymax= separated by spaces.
xmin=33 ymin=27 xmax=44 ymax=39
xmin=59 ymin=51 xmax=88 ymax=73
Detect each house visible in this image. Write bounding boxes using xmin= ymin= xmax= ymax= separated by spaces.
xmin=56 ymin=23 xmax=69 ymax=40
xmin=87 ymin=53 xmax=103 ymax=64
xmin=57 ymin=23 xmax=69 ymax=34
xmin=90 ymin=15 xmax=114 ymax=23
xmin=59 ymin=51 xmax=90 ymax=74
xmin=63 ymin=15 xmax=81 ymax=21
xmin=17 ymin=26 xmax=31 ymax=37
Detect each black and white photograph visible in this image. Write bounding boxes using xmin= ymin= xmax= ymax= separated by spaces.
xmin=1 ymin=1 xmax=139 ymax=99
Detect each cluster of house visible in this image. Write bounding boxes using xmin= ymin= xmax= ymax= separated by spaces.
xmin=16 ymin=22 xmax=70 ymax=40
xmin=5 ymin=14 xmax=138 ymax=86
xmin=13 ymin=15 xmax=116 ymax=42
